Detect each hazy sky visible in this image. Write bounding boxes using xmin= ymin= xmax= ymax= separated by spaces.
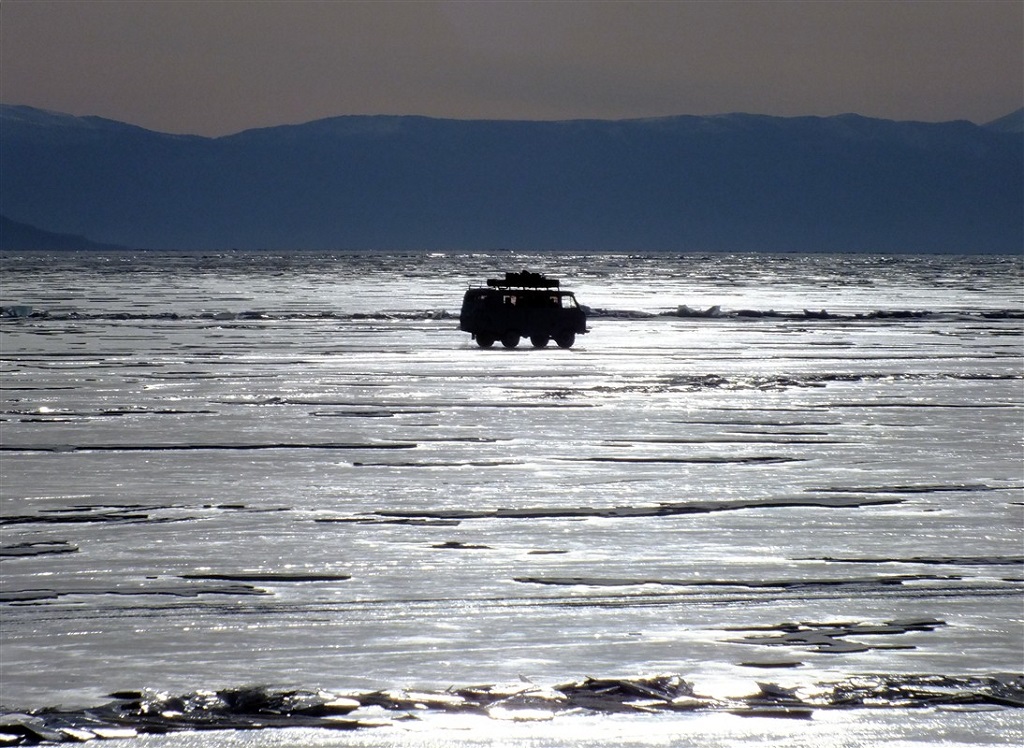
xmin=2 ymin=0 xmax=1021 ymax=136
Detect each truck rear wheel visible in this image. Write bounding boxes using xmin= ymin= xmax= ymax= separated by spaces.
xmin=530 ymin=334 xmax=549 ymax=348
xmin=476 ymin=334 xmax=495 ymax=348
xmin=555 ymin=332 xmax=576 ymax=348
xmin=501 ymin=332 xmax=520 ymax=349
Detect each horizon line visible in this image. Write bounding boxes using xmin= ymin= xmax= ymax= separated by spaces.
xmin=2 ymin=101 xmax=1019 ymax=139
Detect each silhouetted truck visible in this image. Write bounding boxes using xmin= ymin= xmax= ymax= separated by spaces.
xmin=460 ymin=271 xmax=588 ymax=348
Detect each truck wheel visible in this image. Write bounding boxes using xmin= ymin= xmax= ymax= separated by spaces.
xmin=501 ymin=332 xmax=520 ymax=349
xmin=555 ymin=332 xmax=576 ymax=348
xmin=476 ymin=334 xmax=495 ymax=348
xmin=530 ymin=334 xmax=549 ymax=348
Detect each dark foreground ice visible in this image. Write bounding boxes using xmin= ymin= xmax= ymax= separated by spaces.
xmin=2 ymin=673 xmax=1022 ymax=745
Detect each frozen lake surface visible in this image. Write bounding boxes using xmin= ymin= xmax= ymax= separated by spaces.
xmin=1 ymin=251 xmax=1021 ymax=745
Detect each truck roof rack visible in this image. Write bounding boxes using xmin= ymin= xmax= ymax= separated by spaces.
xmin=486 ymin=271 xmax=560 ymax=289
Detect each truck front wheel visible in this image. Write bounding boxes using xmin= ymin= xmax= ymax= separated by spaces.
xmin=501 ymin=332 xmax=520 ymax=349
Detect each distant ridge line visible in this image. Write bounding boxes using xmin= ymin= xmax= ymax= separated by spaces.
xmin=3 ymin=103 xmax=1021 ymax=137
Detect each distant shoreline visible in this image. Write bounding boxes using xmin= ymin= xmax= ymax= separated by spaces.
xmin=4 ymin=106 xmax=1020 ymax=254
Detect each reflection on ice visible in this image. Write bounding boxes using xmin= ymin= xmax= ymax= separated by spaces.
xmin=0 ymin=251 xmax=1021 ymax=746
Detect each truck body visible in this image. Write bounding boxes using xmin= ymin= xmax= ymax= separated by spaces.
xmin=459 ymin=271 xmax=588 ymax=349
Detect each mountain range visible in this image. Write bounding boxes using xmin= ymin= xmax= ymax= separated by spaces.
xmin=1 ymin=104 xmax=1021 ymax=253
